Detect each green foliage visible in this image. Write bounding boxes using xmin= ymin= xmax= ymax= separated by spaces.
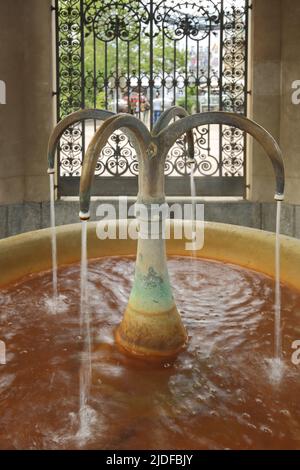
xmin=177 ymin=96 xmax=196 ymax=114
xmin=84 ymin=32 xmax=188 ymax=107
xmin=61 ymin=1 xmax=194 ymax=109
xmin=84 ymin=34 xmax=186 ymax=77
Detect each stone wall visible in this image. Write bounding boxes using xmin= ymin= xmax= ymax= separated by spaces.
xmin=0 ymin=200 xmax=299 ymax=240
xmin=0 ymin=0 xmax=26 ymax=203
xmin=0 ymin=0 xmax=53 ymax=205
xmin=280 ymin=0 xmax=300 ymax=204
xmin=250 ymin=0 xmax=300 ymax=204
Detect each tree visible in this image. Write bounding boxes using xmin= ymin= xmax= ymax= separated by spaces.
xmin=83 ymin=25 xmax=187 ymax=109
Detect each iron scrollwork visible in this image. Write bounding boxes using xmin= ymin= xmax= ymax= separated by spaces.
xmin=55 ymin=0 xmax=249 ymax=192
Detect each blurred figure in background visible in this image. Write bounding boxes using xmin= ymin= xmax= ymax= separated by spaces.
xmin=153 ymin=91 xmax=162 ymax=124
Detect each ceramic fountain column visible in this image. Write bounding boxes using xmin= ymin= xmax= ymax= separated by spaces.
xmin=116 ymin=148 xmax=188 ymax=357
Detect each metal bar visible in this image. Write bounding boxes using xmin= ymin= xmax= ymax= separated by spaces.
xmin=80 ymin=0 xmax=85 ymax=110
xmin=243 ymin=0 xmax=250 ymax=197
xmin=208 ymin=29 xmax=211 ymax=112
xmin=93 ymin=31 xmax=97 ymax=132
xmin=127 ymin=41 xmax=130 ymax=113
xmin=138 ymin=34 xmax=141 ymax=120
xmin=245 ymin=0 xmax=250 ymax=117
xmin=208 ymin=26 xmax=211 ymax=159
xmin=80 ymin=0 xmax=85 ymax=165
xmin=54 ymin=0 xmax=61 ymax=198
xmin=105 ymin=42 xmax=108 ymax=109
xmin=173 ymin=41 xmax=176 ymax=107
xmin=185 ymin=30 xmax=188 ymax=110
xmin=195 ymin=41 xmax=199 ymax=113
xmin=162 ymin=29 xmax=165 ymax=112
xmin=116 ymin=35 xmax=119 ymax=113
xmin=149 ymin=0 xmax=154 ymax=129
xmin=219 ymin=0 xmax=224 ymax=177
xmin=60 ymin=176 xmax=245 ymax=197
xmin=54 ymin=0 xmax=60 ymax=122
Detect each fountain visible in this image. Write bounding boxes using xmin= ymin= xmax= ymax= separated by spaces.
xmin=79 ymin=111 xmax=285 ymax=359
xmin=79 ymin=113 xmax=188 ymax=357
xmin=80 ymin=107 xmax=194 ymax=358
xmin=2 ymin=110 xmax=300 ymax=450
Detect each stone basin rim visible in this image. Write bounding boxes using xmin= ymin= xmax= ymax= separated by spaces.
xmin=0 ymin=220 xmax=299 ymax=292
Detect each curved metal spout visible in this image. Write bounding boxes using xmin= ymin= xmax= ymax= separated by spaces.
xmin=47 ymin=108 xmax=114 ymax=173
xmin=157 ymin=111 xmax=285 ymax=200
xmin=79 ymin=110 xmax=196 ymax=219
xmin=79 ymin=114 xmax=151 ymax=219
xmin=153 ymin=106 xmax=194 ymax=160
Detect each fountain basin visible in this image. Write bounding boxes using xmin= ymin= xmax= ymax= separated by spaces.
xmin=0 ymin=220 xmax=300 ymax=291
xmin=1 ymin=220 xmax=300 ymax=450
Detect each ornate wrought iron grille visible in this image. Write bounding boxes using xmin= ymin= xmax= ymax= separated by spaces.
xmin=53 ymin=0 xmax=250 ymax=197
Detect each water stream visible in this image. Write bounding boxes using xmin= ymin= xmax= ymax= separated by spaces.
xmin=78 ymin=220 xmax=93 ymax=441
xmin=49 ymin=174 xmax=58 ymax=313
xmin=274 ymin=201 xmax=282 ymax=360
xmin=189 ymin=163 xmax=283 ymax=371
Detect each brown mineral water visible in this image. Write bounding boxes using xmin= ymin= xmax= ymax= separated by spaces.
xmin=0 ymin=256 xmax=300 ymax=450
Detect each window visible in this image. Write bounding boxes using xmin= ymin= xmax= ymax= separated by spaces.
xmin=54 ymin=0 xmax=250 ymax=197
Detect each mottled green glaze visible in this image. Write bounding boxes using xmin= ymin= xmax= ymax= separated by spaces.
xmin=129 ymin=266 xmax=174 ymax=313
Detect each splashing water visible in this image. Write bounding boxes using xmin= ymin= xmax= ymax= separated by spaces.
xmin=274 ymin=201 xmax=282 ymax=360
xmin=49 ymin=174 xmax=58 ymax=313
xmin=2 ymin=256 xmax=300 ymax=449
xmin=78 ymin=220 xmax=92 ymax=441
xmin=266 ymin=357 xmax=285 ymax=386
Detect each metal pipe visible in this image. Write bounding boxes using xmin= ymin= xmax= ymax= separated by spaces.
xmin=47 ymin=108 xmax=114 ymax=173
xmin=153 ymin=106 xmax=194 ymax=160
xmin=157 ymin=111 xmax=285 ymax=200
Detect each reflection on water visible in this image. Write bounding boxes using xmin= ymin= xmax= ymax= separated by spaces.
xmin=0 ymin=256 xmax=300 ymax=450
